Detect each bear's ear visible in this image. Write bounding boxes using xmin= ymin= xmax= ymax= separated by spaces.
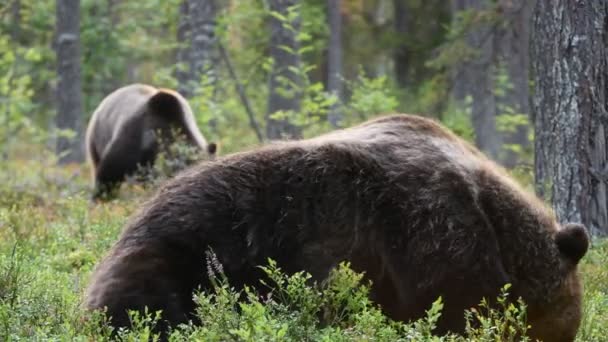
xmin=555 ymin=223 xmax=589 ymax=264
xmin=207 ymin=142 xmax=218 ymax=156
xmin=148 ymin=91 xmax=180 ymax=114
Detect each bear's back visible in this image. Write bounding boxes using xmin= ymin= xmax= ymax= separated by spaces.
xmin=87 ymin=84 xmax=157 ymax=154
xmin=266 ymin=114 xmax=488 ymax=185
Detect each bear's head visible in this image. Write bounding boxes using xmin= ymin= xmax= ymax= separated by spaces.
xmin=527 ymin=223 xmax=589 ymax=342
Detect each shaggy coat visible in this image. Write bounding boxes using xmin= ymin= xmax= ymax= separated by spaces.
xmin=85 ymin=84 xmax=216 ymax=200
xmin=85 ymin=114 xmax=589 ymax=341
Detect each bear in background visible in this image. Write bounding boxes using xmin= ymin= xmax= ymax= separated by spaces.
xmin=85 ymin=114 xmax=589 ymax=341
xmin=85 ymin=83 xmax=217 ymax=200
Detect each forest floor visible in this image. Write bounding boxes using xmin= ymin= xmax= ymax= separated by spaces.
xmin=0 ymin=153 xmax=607 ymax=341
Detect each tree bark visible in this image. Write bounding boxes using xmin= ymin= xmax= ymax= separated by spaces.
xmin=393 ymin=0 xmax=409 ymax=88
xmin=56 ymin=0 xmax=84 ymax=164
xmin=451 ymin=0 xmax=501 ymax=160
xmin=175 ymin=0 xmax=218 ymax=99
xmin=266 ymin=0 xmax=302 ymax=140
xmin=532 ymin=0 xmax=608 ymax=236
xmin=327 ymin=0 xmax=343 ymax=128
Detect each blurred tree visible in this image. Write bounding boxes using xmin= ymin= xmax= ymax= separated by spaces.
xmin=9 ymin=0 xmax=21 ymax=41
xmin=266 ymin=0 xmax=302 ymax=140
xmin=1 ymin=0 xmax=56 ymax=129
xmin=80 ymin=0 xmax=125 ymax=109
xmin=79 ymin=0 xmax=181 ymax=112
xmin=393 ymin=0 xmax=408 ymax=88
xmin=327 ymin=0 xmax=343 ymax=128
xmin=394 ymin=0 xmax=450 ymax=86
xmin=450 ymin=0 xmax=500 ymax=160
xmin=175 ymin=0 xmax=219 ymax=99
xmin=445 ymin=0 xmax=532 ymax=167
xmin=176 ymin=1 xmax=190 ymax=90
xmin=390 ymin=0 xmax=450 ymax=116
xmin=55 ymin=0 xmax=84 ymax=163
xmin=532 ymin=0 xmax=608 ymax=236
xmin=495 ymin=0 xmax=533 ymax=168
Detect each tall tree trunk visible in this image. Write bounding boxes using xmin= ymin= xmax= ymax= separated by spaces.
xmin=175 ymin=0 xmax=218 ymax=99
xmin=496 ymin=0 xmax=533 ymax=168
xmin=175 ymin=1 xmax=190 ymax=89
xmin=450 ymin=0 xmax=476 ymax=102
xmin=105 ymin=0 xmax=120 ymax=93
xmin=10 ymin=0 xmax=21 ymax=42
xmin=55 ymin=0 xmax=84 ymax=164
xmin=393 ymin=0 xmax=409 ymax=88
xmin=451 ymin=0 xmax=501 ymax=160
xmin=532 ymin=0 xmax=608 ymax=236
xmin=470 ymin=37 xmax=499 ymax=160
xmin=327 ymin=0 xmax=343 ymax=128
xmin=266 ymin=0 xmax=302 ymax=140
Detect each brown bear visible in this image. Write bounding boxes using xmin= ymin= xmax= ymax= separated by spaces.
xmin=84 ymin=114 xmax=589 ymax=341
xmin=85 ymin=83 xmax=217 ymax=200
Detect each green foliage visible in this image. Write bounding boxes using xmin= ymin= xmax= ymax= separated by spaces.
xmin=429 ymin=6 xmax=501 ymax=72
xmin=440 ymin=97 xmax=475 ymax=143
xmin=343 ymin=69 xmax=399 ymax=125
xmin=164 ymin=260 xmax=453 ymax=341
xmin=0 ymin=33 xmax=42 ymax=156
xmin=80 ymin=0 xmax=182 ymax=114
xmin=577 ymin=240 xmax=608 ymax=342
xmin=463 ymin=285 xmax=531 ymax=342
xmin=1 ymin=0 xmax=55 ymax=127
xmin=118 ymin=309 xmax=163 ymax=342
xmin=266 ymin=2 xmax=337 ymax=137
xmin=129 ymin=129 xmax=206 ymax=186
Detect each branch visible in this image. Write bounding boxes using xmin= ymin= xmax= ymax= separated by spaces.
xmin=218 ymin=42 xmax=264 ymax=143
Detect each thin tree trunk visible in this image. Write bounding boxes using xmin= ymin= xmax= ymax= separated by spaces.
xmin=451 ymin=0 xmax=501 ymax=160
xmin=393 ymin=0 xmax=408 ymax=88
xmin=266 ymin=0 xmax=302 ymax=140
xmin=175 ymin=1 xmax=190 ymax=88
xmin=10 ymin=0 xmax=21 ymax=42
xmin=470 ymin=38 xmax=499 ymax=160
xmin=532 ymin=0 xmax=608 ymax=236
xmin=366 ymin=0 xmax=391 ymax=78
xmin=187 ymin=0 xmax=218 ymax=93
xmin=496 ymin=0 xmax=533 ymax=168
xmin=450 ymin=0 xmax=475 ymax=102
xmin=176 ymin=0 xmax=218 ymax=99
xmin=218 ymin=43 xmax=264 ymax=143
xmin=327 ymin=0 xmax=343 ymax=128
xmin=105 ymin=0 xmax=120 ymax=93
xmin=56 ymin=0 xmax=84 ymax=164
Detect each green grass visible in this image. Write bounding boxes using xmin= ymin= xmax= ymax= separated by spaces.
xmin=0 ymin=151 xmax=606 ymax=341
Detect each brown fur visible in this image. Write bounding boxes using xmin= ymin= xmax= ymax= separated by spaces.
xmin=85 ymin=83 xmax=216 ymax=200
xmin=85 ymin=114 xmax=589 ymax=340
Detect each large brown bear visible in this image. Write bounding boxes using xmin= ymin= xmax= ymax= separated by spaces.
xmin=85 ymin=114 xmax=589 ymax=341
xmin=85 ymin=83 xmax=217 ymax=200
